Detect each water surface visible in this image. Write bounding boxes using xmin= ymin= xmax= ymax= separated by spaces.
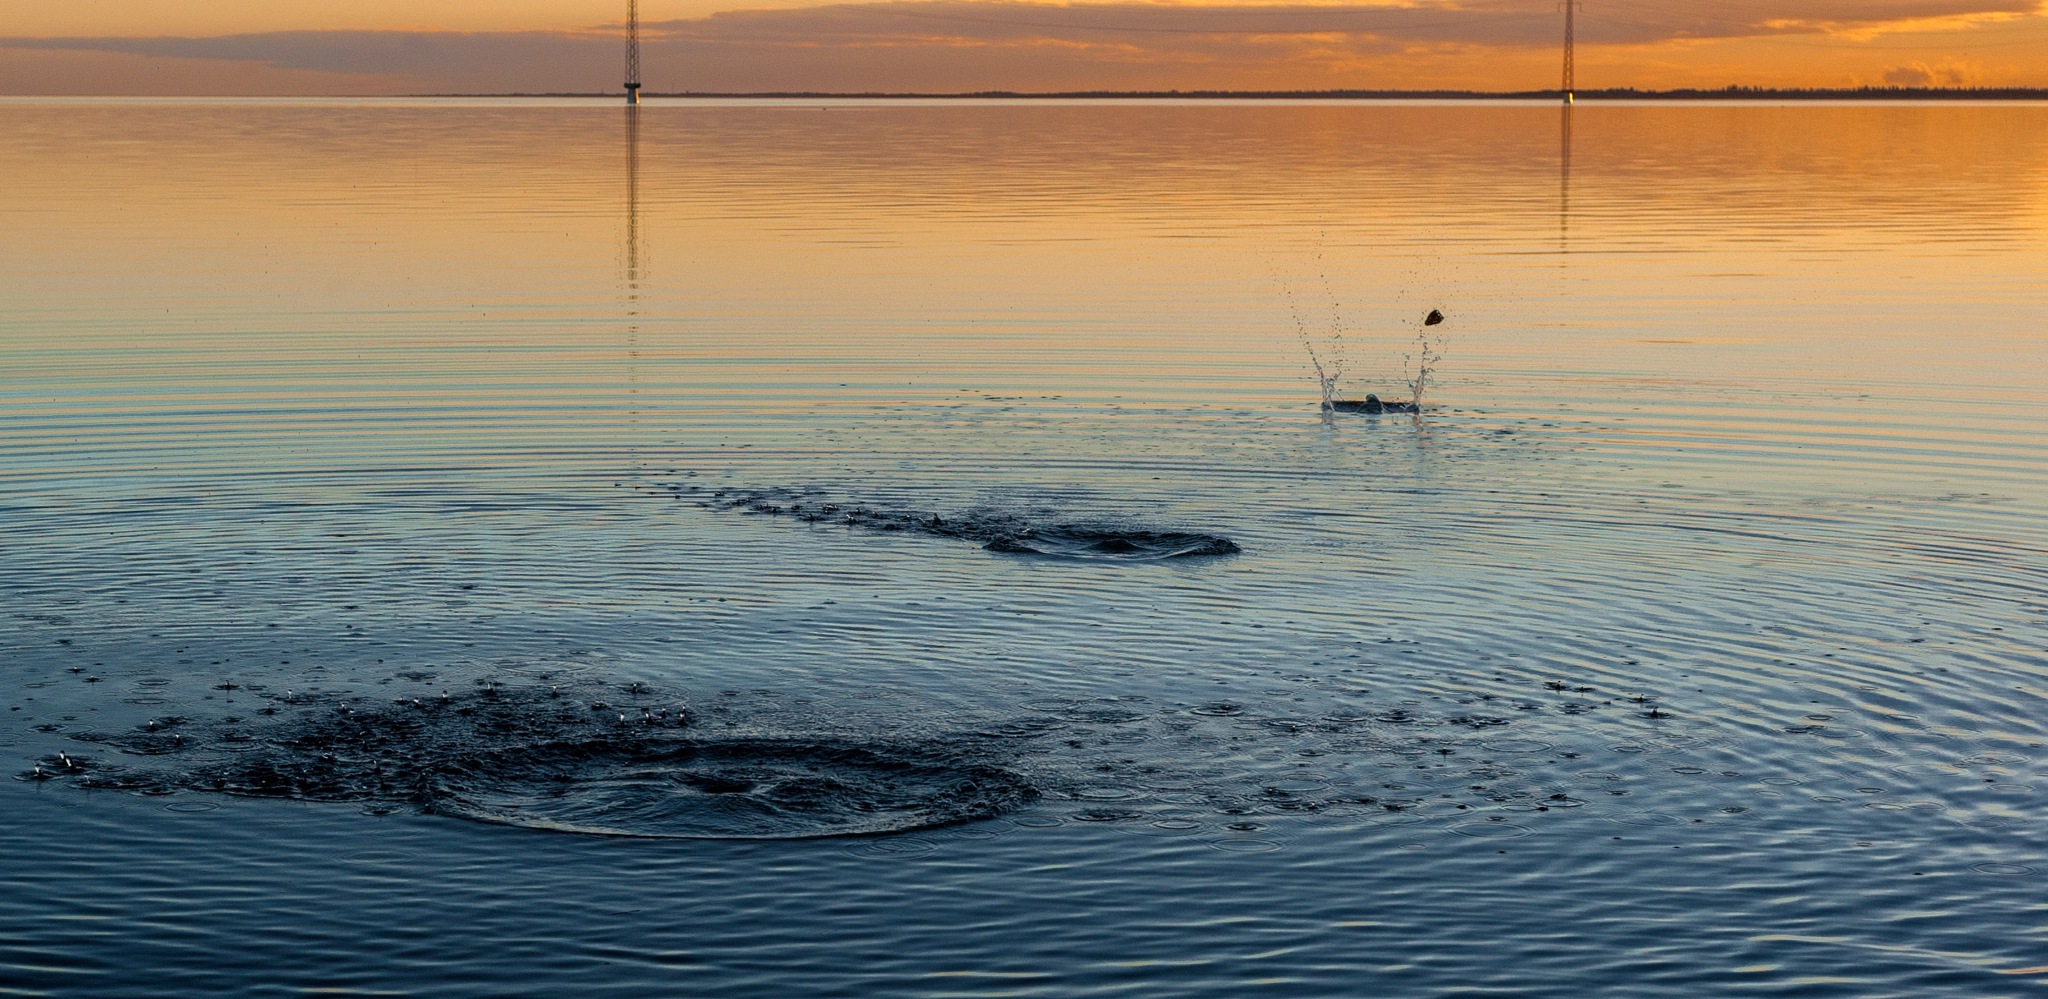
xmin=4 ymin=97 xmax=2047 ymax=996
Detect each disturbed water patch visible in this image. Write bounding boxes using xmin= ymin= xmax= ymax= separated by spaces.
xmin=982 ymin=527 xmax=1238 ymax=559
xmin=646 ymin=483 xmax=1240 ymax=560
xmin=1324 ymin=395 xmax=1420 ymax=415
xmin=41 ymin=683 xmax=1036 ymax=840
xmin=16 ymin=666 xmax=1955 ymax=851
xmin=432 ymin=739 xmax=1034 ymax=839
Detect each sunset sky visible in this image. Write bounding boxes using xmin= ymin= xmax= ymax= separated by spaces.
xmin=3 ymin=0 xmax=2045 ymax=95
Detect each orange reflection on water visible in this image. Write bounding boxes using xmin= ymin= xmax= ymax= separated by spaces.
xmin=2 ymin=98 xmax=2044 ymax=496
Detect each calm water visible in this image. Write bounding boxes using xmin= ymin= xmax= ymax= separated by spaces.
xmin=4 ymin=98 xmax=2047 ymax=996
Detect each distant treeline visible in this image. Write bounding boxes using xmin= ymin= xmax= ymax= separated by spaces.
xmin=1555 ymin=86 xmax=2048 ymax=100
xmin=447 ymin=87 xmax=2048 ymax=100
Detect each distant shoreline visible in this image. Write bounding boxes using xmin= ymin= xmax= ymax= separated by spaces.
xmin=415 ymin=87 xmax=2048 ymax=101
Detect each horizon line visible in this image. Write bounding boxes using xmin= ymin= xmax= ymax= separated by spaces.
xmin=398 ymin=86 xmax=2048 ymax=100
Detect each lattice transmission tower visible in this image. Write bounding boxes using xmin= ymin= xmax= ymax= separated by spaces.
xmin=1561 ymin=0 xmax=1578 ymax=103
xmin=624 ymin=0 xmax=642 ymax=104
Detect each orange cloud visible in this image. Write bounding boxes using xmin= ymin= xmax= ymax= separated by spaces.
xmin=4 ymin=0 xmax=2045 ymax=94
xmin=1881 ymin=59 xmax=1982 ymax=84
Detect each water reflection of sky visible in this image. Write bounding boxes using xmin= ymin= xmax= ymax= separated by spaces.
xmin=2 ymin=98 xmax=2046 ymax=996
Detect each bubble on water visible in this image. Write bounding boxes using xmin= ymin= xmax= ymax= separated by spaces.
xmin=845 ymin=837 xmax=941 ymax=858
xmin=1892 ymin=763 xmax=1965 ymax=777
xmin=1964 ymin=753 xmax=2024 ymax=766
xmin=1452 ymin=822 xmax=1531 ymax=839
xmin=939 ymin=824 xmax=1005 ymax=841
xmin=341 ymin=851 xmax=417 ymax=865
xmin=492 ymin=659 xmax=596 ymax=676
xmin=1971 ymin=862 xmax=2036 ymax=876
xmin=1373 ymin=811 xmax=1432 ymax=826
xmin=1610 ymin=812 xmax=1682 ymax=827
xmin=1070 ymin=808 xmax=1140 ymax=823
xmin=1211 ymin=838 xmax=1283 ymax=853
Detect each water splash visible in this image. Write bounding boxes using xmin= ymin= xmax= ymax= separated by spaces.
xmin=1406 ymin=309 xmax=1446 ymax=411
xmin=1279 ymin=248 xmax=1348 ymax=415
xmin=1307 ymin=345 xmax=1341 ymax=415
xmin=1279 ymin=245 xmax=1445 ymax=416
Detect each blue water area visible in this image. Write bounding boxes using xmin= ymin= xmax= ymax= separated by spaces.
xmin=4 ymin=98 xmax=2047 ymax=995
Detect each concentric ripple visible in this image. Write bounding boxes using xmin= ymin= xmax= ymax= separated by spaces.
xmin=428 ymin=739 xmax=1036 ymax=839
